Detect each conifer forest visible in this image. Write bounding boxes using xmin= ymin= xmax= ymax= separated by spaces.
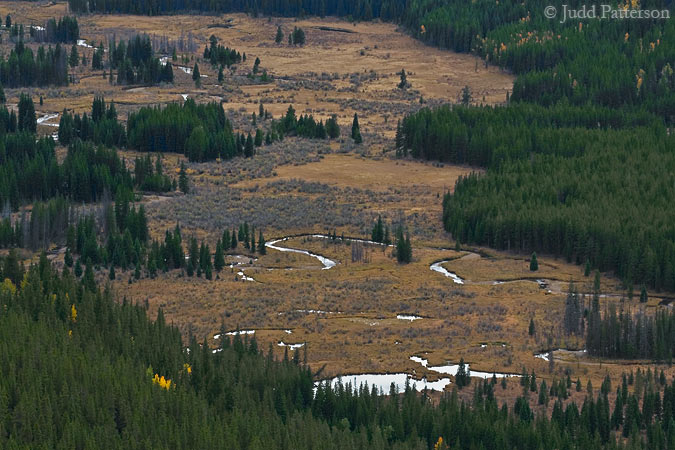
xmin=1 ymin=0 xmax=674 ymax=448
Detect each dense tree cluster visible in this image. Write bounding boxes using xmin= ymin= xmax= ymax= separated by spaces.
xmin=126 ymin=99 xmax=237 ymax=162
xmin=109 ymin=34 xmax=173 ymax=85
xmin=587 ymin=299 xmax=675 ymax=362
xmin=0 ymin=97 xmax=175 ymax=211
xmin=442 ymin=128 xmax=675 ymax=291
xmin=204 ymin=35 xmax=241 ymax=68
xmin=65 ymin=0 xmax=408 ymax=20
xmin=274 ymin=105 xmax=338 ymax=140
xmin=59 ymin=96 xmax=126 ymax=147
xmin=396 ymin=103 xmax=657 ymax=166
xmin=32 ymin=16 xmax=80 ymax=43
xmin=370 ymin=215 xmax=391 ymax=245
xmin=0 ymin=41 xmax=68 ymax=87
xmin=395 ymin=226 xmax=412 ymax=264
xmin=2 ymin=256 xmax=675 ymax=448
xmin=144 ymin=222 xmax=266 ymax=279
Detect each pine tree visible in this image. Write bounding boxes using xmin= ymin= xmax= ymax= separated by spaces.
xmin=398 ymin=68 xmax=408 ymax=89
xmin=74 ymin=259 xmax=83 ymax=277
xmin=214 ymin=240 xmax=225 ymax=272
xmin=65 ymin=248 xmax=73 ymax=267
xmin=530 ymin=252 xmax=538 ymax=271
xmin=69 ymin=44 xmax=79 ymax=67
xmin=218 ymin=65 xmax=224 ymax=83
xmin=18 ymin=93 xmax=36 ymax=133
xmin=244 ymin=133 xmax=254 ymax=157
xmin=178 ymin=162 xmax=189 ymax=194
xmin=192 ymin=63 xmax=201 ymax=87
xmin=83 ymin=263 xmax=96 ymax=291
xmin=372 ymin=215 xmax=384 ymax=243
xmin=528 ymin=318 xmax=535 ymax=336
xmin=326 ymin=114 xmax=340 ymax=139
xmin=351 ymin=113 xmax=362 ymax=143
xmin=640 ymin=285 xmax=648 ymax=303
xmin=275 ymin=26 xmax=283 ymax=44
xmin=456 ymin=358 xmax=470 ymax=388
xmin=461 ymin=85 xmax=472 ymax=106
xmin=258 ymin=231 xmax=266 ymax=254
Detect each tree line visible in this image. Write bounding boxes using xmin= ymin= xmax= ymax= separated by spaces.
xmin=32 ymin=16 xmax=80 ymax=43
xmin=0 ymin=96 xmax=176 ymax=210
xmin=0 ymin=40 xmax=68 ymax=87
xmin=109 ymin=34 xmax=174 ymax=85
xmin=442 ymin=127 xmax=675 ymax=292
xmin=58 ymin=96 xmax=127 ymax=148
xmin=2 ymin=252 xmax=675 ymax=448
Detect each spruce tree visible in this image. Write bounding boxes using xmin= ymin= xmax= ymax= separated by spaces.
xmin=178 ymin=162 xmax=189 ymax=194
xmin=69 ymin=44 xmax=79 ymax=67
xmin=64 ymin=248 xmax=73 ymax=267
xmin=529 ymin=252 xmax=538 ymax=271
xmin=258 ymin=231 xmax=266 ymax=254
xmin=398 ymin=68 xmax=408 ymax=89
xmin=461 ymin=85 xmax=472 ymax=106
xmin=528 ymin=318 xmax=535 ymax=336
xmin=74 ymin=259 xmax=83 ymax=277
xmin=214 ymin=240 xmax=225 ymax=272
xmin=351 ymin=113 xmax=362 ymax=143
xmin=244 ymin=133 xmax=254 ymax=157
xmin=192 ymin=63 xmax=201 ymax=87
xmin=275 ymin=25 xmax=283 ymax=44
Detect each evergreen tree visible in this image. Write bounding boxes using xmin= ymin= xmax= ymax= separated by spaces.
xmin=178 ymin=161 xmax=189 ymax=194
xmin=258 ymin=231 xmax=266 ymax=254
xmin=214 ymin=240 xmax=225 ymax=272
xmin=456 ymin=358 xmax=470 ymax=388
xmin=64 ymin=247 xmax=73 ymax=267
xmin=529 ymin=252 xmax=538 ymax=271
xmin=69 ymin=44 xmax=79 ymax=67
xmin=528 ymin=318 xmax=535 ymax=336
xmin=398 ymin=68 xmax=408 ymax=89
xmin=192 ymin=63 xmax=201 ymax=86
xmin=372 ymin=215 xmax=384 ymax=243
xmin=18 ymin=93 xmax=36 ymax=133
xmin=244 ymin=133 xmax=254 ymax=157
xmin=351 ymin=113 xmax=362 ymax=143
xmin=275 ymin=25 xmax=284 ymax=44
xmin=461 ymin=85 xmax=472 ymax=106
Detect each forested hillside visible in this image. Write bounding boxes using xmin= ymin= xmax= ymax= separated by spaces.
xmin=386 ymin=0 xmax=675 ymax=292
xmin=1 ymin=255 xmax=675 ymax=449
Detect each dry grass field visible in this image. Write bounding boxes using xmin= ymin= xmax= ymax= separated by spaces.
xmin=5 ymin=1 xmax=674 ymax=406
